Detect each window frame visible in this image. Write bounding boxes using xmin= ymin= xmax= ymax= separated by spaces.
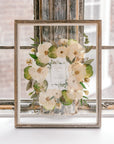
xmin=0 ymin=0 xmax=114 ymax=117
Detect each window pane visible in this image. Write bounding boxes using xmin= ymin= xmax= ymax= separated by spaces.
xmin=0 ymin=50 xmax=14 ymax=99
xmin=0 ymin=0 xmax=33 ymax=46
xmin=102 ymin=49 xmax=114 ymax=98
xmin=85 ymin=0 xmax=113 ymax=46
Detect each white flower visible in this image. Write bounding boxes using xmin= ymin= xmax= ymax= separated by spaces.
xmin=68 ymin=63 xmax=86 ymax=82
xmin=39 ymin=90 xmax=56 ymax=110
xmin=37 ymin=42 xmax=52 ymax=63
xmin=67 ymin=86 xmax=83 ymax=100
xmin=57 ymin=46 xmax=68 ymax=58
xmin=67 ymin=76 xmax=83 ymax=90
xmin=28 ymin=66 xmax=48 ymax=83
xmin=67 ymin=43 xmax=84 ymax=61
xmin=52 ymin=89 xmax=61 ymax=99
xmin=58 ymin=38 xmax=68 ymax=45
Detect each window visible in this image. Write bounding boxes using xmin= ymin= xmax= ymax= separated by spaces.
xmin=0 ymin=0 xmax=114 ymax=116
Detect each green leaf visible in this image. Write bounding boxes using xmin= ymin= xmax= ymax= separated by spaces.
xmin=83 ymin=100 xmax=88 ymax=105
xmin=80 ymin=99 xmax=83 ymax=106
xmin=66 ymin=56 xmax=75 ymax=64
xmin=31 ymin=43 xmax=38 ymax=47
xmin=33 ymin=82 xmax=41 ymax=92
xmin=31 ymin=37 xmax=39 ymax=43
xmin=66 ymin=56 xmax=72 ymax=64
xmin=24 ymin=66 xmax=32 ymax=80
xmin=29 ymin=91 xmax=34 ymax=95
xmin=42 ymin=80 xmax=48 ymax=91
xmin=85 ymin=38 xmax=89 ymax=44
xmin=72 ymin=57 xmax=75 ymax=63
xmin=83 ymin=96 xmax=88 ymax=99
xmin=30 ymin=37 xmax=36 ymax=41
xmin=60 ymin=90 xmax=73 ymax=106
xmin=26 ymin=80 xmax=32 ymax=91
xmin=29 ymin=54 xmax=37 ymax=60
xmin=48 ymin=52 xmax=57 ymax=58
xmin=80 ymin=82 xmax=87 ymax=89
xmin=83 ymin=33 xmax=88 ymax=38
xmin=36 ymin=36 xmax=39 ymax=43
xmin=49 ymin=96 xmax=55 ymax=100
xmin=84 ymin=59 xmax=94 ymax=65
xmin=31 ymin=93 xmax=37 ymax=99
xmin=84 ymin=46 xmax=93 ymax=53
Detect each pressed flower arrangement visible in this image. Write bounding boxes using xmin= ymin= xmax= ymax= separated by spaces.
xmin=15 ymin=20 xmax=101 ymax=128
xmin=24 ymin=34 xmax=94 ymax=114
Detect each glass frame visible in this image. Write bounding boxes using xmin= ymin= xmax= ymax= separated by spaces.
xmin=14 ymin=20 xmax=102 ymax=128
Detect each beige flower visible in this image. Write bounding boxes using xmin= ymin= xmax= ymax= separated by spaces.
xmin=52 ymin=89 xmax=61 ymax=99
xmin=31 ymin=48 xmax=36 ymax=52
xmin=68 ymin=63 xmax=86 ymax=82
xmin=37 ymin=42 xmax=52 ymax=63
xmin=39 ymin=89 xmax=56 ymax=110
xmin=67 ymin=76 xmax=83 ymax=90
xmin=28 ymin=66 xmax=48 ymax=83
xmin=58 ymin=38 xmax=68 ymax=45
xmin=26 ymin=59 xmax=32 ymax=65
xmin=67 ymin=86 xmax=83 ymax=100
xmin=57 ymin=46 xmax=68 ymax=58
xmin=67 ymin=43 xmax=84 ymax=61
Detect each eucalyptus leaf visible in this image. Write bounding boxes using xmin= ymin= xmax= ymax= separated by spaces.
xmin=66 ymin=56 xmax=75 ymax=64
xmin=33 ymin=81 xmax=41 ymax=92
xmin=42 ymin=80 xmax=48 ymax=91
xmin=84 ymin=59 xmax=94 ymax=65
xmin=80 ymin=99 xmax=83 ymax=106
xmin=24 ymin=66 xmax=32 ymax=80
xmin=29 ymin=91 xmax=34 ymax=95
xmin=83 ymin=33 xmax=88 ymax=38
xmin=85 ymin=38 xmax=89 ymax=44
xmin=49 ymin=96 xmax=55 ymax=100
xmin=85 ymin=46 xmax=93 ymax=53
xmin=31 ymin=93 xmax=37 ymax=99
xmin=26 ymin=80 xmax=32 ymax=91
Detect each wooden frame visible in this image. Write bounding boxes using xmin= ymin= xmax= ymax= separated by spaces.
xmin=14 ymin=20 xmax=102 ymax=128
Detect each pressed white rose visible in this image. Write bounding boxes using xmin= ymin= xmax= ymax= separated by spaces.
xmin=52 ymin=89 xmax=61 ymax=99
xmin=67 ymin=86 xmax=83 ymax=100
xmin=67 ymin=76 xmax=83 ymax=90
xmin=28 ymin=66 xmax=48 ymax=83
xmin=69 ymin=63 xmax=86 ymax=82
xmin=37 ymin=42 xmax=52 ymax=63
xmin=58 ymin=38 xmax=68 ymax=45
xmin=67 ymin=43 xmax=85 ymax=61
xmin=57 ymin=46 xmax=68 ymax=58
xmin=39 ymin=90 xmax=56 ymax=110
